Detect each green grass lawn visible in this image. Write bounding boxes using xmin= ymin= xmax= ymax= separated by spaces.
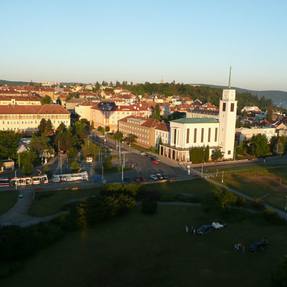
xmin=141 ymin=178 xmax=219 ymax=201
xmin=1 ymin=205 xmax=287 ymax=287
xmin=29 ymin=179 xmax=218 ymax=217
xmin=0 ymin=191 xmax=18 ymax=215
xmin=29 ymin=189 xmax=98 ymax=217
xmin=207 ymin=165 xmax=287 ymax=210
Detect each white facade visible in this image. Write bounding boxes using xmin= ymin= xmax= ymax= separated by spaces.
xmin=155 ymin=128 xmax=169 ymax=146
xmin=218 ymin=89 xmax=237 ymax=159
xmin=170 ymin=119 xmax=219 ymax=149
xmin=236 ymin=127 xmax=276 ymax=143
xmin=160 ymin=88 xmax=238 ymax=162
xmin=75 ymin=104 xmax=93 ymax=123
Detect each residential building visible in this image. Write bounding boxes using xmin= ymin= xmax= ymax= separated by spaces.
xmin=91 ymin=102 xmax=151 ymax=132
xmin=0 ymin=94 xmax=41 ymax=105
xmin=236 ymin=127 xmax=276 ymax=143
xmin=118 ymin=116 xmax=169 ymax=148
xmin=0 ymin=104 xmax=70 ymax=132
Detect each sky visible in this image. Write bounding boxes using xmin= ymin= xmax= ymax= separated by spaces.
xmin=1 ymin=0 xmax=287 ymax=90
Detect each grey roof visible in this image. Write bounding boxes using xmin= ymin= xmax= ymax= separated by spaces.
xmin=171 ymin=117 xmax=218 ymax=124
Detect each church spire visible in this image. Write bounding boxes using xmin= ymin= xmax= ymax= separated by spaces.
xmin=228 ymin=66 xmax=232 ymax=89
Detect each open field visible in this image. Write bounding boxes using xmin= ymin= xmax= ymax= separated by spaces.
xmin=1 ymin=205 xmax=287 ymax=287
xmin=0 ymin=191 xmax=18 ymax=215
xmin=209 ymin=165 xmax=287 ymax=210
xmin=29 ymin=189 xmax=98 ymax=217
xmin=29 ymin=179 xmax=218 ymax=217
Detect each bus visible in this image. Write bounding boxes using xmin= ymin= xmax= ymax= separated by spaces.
xmin=10 ymin=175 xmax=49 ymax=187
xmin=0 ymin=178 xmax=10 ymax=188
xmin=52 ymin=171 xmax=89 ymax=183
xmin=32 ymin=175 xmax=48 ymax=185
xmin=10 ymin=177 xmax=33 ymax=186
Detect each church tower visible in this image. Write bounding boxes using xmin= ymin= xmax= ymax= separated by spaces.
xmin=219 ymin=67 xmax=237 ymax=159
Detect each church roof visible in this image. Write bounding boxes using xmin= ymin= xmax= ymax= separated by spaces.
xmin=171 ymin=118 xmax=218 ymax=124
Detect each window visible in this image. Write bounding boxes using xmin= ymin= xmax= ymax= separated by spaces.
xmin=223 ymin=103 xmax=226 ymax=112
xmin=173 ymin=129 xmax=177 ymax=145
xmin=194 ymin=128 xmax=197 ymax=143
xmin=208 ymin=128 xmax=211 ymax=142
xmin=186 ymin=128 xmax=190 ymax=144
xmin=201 ymin=128 xmax=204 ymax=142
xmin=228 ymin=150 xmax=231 ymax=155
xmin=215 ymin=127 xmax=218 ymax=141
xmin=231 ymin=103 xmax=234 ymax=112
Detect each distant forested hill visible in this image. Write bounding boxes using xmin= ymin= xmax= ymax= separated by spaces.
xmin=0 ymin=79 xmax=31 ymax=86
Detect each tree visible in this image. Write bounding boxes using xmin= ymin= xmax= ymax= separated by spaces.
xmin=54 ymin=124 xmax=73 ymax=152
xmin=124 ymin=134 xmax=137 ymax=146
xmin=189 ymin=146 xmax=209 ymax=163
xmin=97 ymin=126 xmax=105 ymax=135
xmin=211 ymin=148 xmax=224 ymax=161
xmin=0 ymin=131 xmax=21 ymax=160
xmin=270 ymin=136 xmax=287 ymax=155
xmin=249 ymin=134 xmax=270 ymax=157
xmin=151 ymin=104 xmax=161 ymax=120
xmin=20 ymin=151 xmax=36 ymax=175
xmin=113 ymin=131 xmax=123 ymax=143
xmin=214 ymin=189 xmax=238 ymax=209
xmin=38 ymin=119 xmax=53 ymax=136
xmin=30 ymin=134 xmax=51 ymax=160
xmin=70 ymin=160 xmax=80 ymax=173
xmin=81 ymin=138 xmax=100 ymax=159
xmin=266 ymin=104 xmax=273 ymax=122
xmin=40 ymin=95 xmax=52 ymax=105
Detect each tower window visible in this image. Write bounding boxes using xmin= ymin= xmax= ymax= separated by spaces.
xmin=223 ymin=103 xmax=226 ymax=112
xmin=231 ymin=103 xmax=234 ymax=112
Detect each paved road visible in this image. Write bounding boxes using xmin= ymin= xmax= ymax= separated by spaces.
xmin=0 ymin=189 xmax=60 ymax=227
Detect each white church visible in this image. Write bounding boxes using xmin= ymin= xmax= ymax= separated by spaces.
xmin=159 ymin=87 xmax=237 ymax=162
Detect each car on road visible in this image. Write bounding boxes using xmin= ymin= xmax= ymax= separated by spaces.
xmin=18 ymin=194 xmax=24 ymax=199
xmin=140 ymin=152 xmax=146 ymax=156
xmin=152 ymin=159 xmax=160 ymax=165
xmin=149 ymin=174 xmax=158 ymax=181
xmin=156 ymin=173 xmax=164 ymax=180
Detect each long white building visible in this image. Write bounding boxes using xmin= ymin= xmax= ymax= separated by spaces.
xmin=0 ymin=104 xmax=70 ymax=132
xmin=159 ymin=88 xmax=237 ymax=162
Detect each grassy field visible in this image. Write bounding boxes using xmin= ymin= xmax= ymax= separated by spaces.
xmin=210 ymin=165 xmax=287 ymax=210
xmin=1 ymin=205 xmax=287 ymax=287
xmin=29 ymin=189 xmax=98 ymax=217
xmin=140 ymin=178 xmax=218 ymax=201
xmin=29 ymin=179 xmax=218 ymax=217
xmin=0 ymin=191 xmax=18 ymax=215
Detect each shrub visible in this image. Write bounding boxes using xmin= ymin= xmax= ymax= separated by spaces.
xmin=251 ymin=199 xmax=265 ymax=210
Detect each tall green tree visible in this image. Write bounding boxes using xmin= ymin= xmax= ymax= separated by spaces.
xmin=151 ymin=104 xmax=161 ymax=120
xmin=40 ymin=95 xmax=52 ymax=105
xmin=249 ymin=134 xmax=270 ymax=157
xmin=0 ymin=131 xmax=21 ymax=160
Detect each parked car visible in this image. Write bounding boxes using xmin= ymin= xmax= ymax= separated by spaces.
xmin=149 ymin=174 xmax=158 ymax=181
xmin=196 ymin=224 xmax=213 ymax=235
xmin=156 ymin=173 xmax=164 ymax=180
